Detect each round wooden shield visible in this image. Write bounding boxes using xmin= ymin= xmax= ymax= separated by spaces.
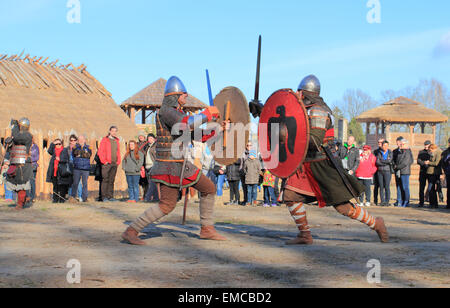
xmin=258 ymin=89 xmax=309 ymax=178
xmin=211 ymin=86 xmax=250 ymax=166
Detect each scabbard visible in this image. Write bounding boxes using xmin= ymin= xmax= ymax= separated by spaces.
xmin=321 ymin=145 xmax=359 ymax=200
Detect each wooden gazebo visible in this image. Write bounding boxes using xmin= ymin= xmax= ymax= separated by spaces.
xmin=356 ymin=97 xmax=448 ymax=182
xmin=356 ymin=96 xmax=448 ymax=149
xmin=120 ymin=78 xmax=208 ymax=131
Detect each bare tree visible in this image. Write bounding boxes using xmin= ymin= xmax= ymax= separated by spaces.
xmin=342 ymin=89 xmax=377 ymax=120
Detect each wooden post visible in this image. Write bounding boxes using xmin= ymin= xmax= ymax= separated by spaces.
xmin=385 ymin=123 xmax=391 ymax=144
xmin=409 ymin=123 xmax=415 ymax=147
xmin=141 ymin=109 xmax=146 ymax=124
xmin=130 ymin=107 xmax=136 ymax=124
xmin=36 ymin=132 xmax=44 ymax=199
xmin=432 ymin=124 xmax=437 ymax=143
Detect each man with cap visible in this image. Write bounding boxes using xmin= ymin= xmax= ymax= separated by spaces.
xmin=5 ymin=118 xmax=33 ymax=210
xmin=417 ymin=140 xmax=432 ymax=207
xmin=249 ymin=74 xmax=389 ymax=244
xmin=122 ymin=76 xmax=227 ymax=245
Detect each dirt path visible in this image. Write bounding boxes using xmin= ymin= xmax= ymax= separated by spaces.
xmin=0 ymin=195 xmax=449 ymax=288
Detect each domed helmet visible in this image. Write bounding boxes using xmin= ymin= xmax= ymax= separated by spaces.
xmin=18 ymin=117 xmax=30 ymax=131
xmin=164 ymin=76 xmax=187 ymax=97
xmin=298 ymin=74 xmax=321 ymax=95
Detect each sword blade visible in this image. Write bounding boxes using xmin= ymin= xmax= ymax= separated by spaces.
xmin=254 ymin=35 xmax=262 ymax=102
xmin=206 ymin=69 xmax=214 ymax=106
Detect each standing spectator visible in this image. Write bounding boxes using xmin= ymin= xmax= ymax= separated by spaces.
xmin=93 ymin=151 xmax=103 ymax=201
xmin=98 ymin=126 xmax=121 ymax=202
xmin=393 ymin=139 xmax=414 ymax=207
xmin=137 ymin=132 xmax=149 ymax=200
xmin=225 ymin=159 xmax=241 ymax=205
xmin=27 ymin=136 xmax=40 ymax=203
xmin=66 ymin=135 xmax=79 ymax=200
xmin=46 ymin=139 xmax=72 ymax=203
xmin=122 ymin=140 xmax=144 ymax=203
xmin=425 ymin=144 xmax=442 ymax=208
xmin=71 ymin=135 xmax=92 ymax=203
xmin=262 ymin=169 xmax=277 ymax=207
xmin=373 ymin=138 xmax=384 ymax=205
xmin=417 ymin=140 xmax=432 ymax=207
xmin=375 ymin=141 xmax=393 ymax=206
xmin=355 ymin=145 xmax=377 ymax=207
xmin=239 ymin=142 xmax=252 ymax=205
xmin=342 ymin=136 xmax=360 ymax=176
xmin=215 ymin=163 xmax=227 ymax=198
xmin=393 ymin=137 xmax=404 ymax=206
xmin=244 ymin=150 xmax=261 ymax=206
xmin=440 ymin=137 xmax=450 ymax=209
xmin=1 ymin=160 xmax=14 ymax=202
xmin=144 ymin=134 xmax=158 ymax=202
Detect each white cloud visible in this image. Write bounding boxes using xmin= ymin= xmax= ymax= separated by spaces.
xmin=433 ymin=31 xmax=450 ymax=58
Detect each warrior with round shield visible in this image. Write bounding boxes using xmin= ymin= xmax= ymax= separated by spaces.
xmin=251 ymin=75 xmax=389 ymax=245
xmin=122 ymin=76 xmax=227 ymax=245
xmin=4 ymin=118 xmax=34 ymax=210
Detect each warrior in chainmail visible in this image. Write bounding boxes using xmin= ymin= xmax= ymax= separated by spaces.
xmin=250 ymin=75 xmax=389 ymax=244
xmin=122 ymin=76 xmax=227 ymax=245
xmin=5 ymin=118 xmax=33 ymax=210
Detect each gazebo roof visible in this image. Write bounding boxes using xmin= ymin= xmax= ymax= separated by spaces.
xmin=356 ymin=96 xmax=448 ymax=124
xmin=121 ymin=78 xmax=208 ymax=112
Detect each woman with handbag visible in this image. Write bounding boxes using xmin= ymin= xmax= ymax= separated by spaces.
xmin=46 ymin=139 xmax=73 ymax=203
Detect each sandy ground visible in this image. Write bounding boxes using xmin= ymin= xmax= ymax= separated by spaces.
xmin=0 ymin=187 xmax=449 ymax=288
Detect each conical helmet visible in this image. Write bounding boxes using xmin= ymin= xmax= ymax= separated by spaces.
xmin=18 ymin=117 xmax=30 ymax=131
xmin=164 ymin=76 xmax=187 ymax=97
xmin=298 ymin=74 xmax=321 ymax=95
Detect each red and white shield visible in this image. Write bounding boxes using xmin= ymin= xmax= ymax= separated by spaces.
xmin=258 ymin=89 xmax=309 ymax=178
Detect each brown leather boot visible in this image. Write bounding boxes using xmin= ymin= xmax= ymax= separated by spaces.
xmin=121 ymin=227 xmax=146 ymax=245
xmin=14 ymin=203 xmax=24 ymax=211
xmin=286 ymin=231 xmax=313 ymax=245
xmin=374 ymin=217 xmax=389 ymax=243
xmin=200 ymin=226 xmax=227 ymax=241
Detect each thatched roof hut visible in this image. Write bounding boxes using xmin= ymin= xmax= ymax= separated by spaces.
xmin=356 ymin=96 xmax=448 ymax=124
xmin=120 ymin=78 xmax=208 ymax=125
xmin=0 ymin=53 xmax=139 ymax=199
xmin=0 ymin=54 xmax=138 ymax=141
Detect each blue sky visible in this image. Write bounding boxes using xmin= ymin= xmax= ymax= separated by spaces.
xmin=1 ymin=0 xmax=449 ymax=113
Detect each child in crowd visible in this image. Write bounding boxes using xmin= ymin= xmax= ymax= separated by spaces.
xmin=262 ymin=169 xmax=277 ymax=207
xmin=1 ymin=160 xmax=14 ymax=202
xmin=244 ymin=150 xmax=261 ymax=206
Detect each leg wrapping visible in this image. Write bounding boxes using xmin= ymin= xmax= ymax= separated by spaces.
xmin=131 ymin=204 xmax=166 ymax=233
xmin=287 ymin=202 xmax=310 ymax=232
xmin=335 ymin=203 xmax=376 ymax=229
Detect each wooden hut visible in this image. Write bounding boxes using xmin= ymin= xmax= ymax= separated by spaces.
xmin=120 ymin=78 xmax=208 ymax=132
xmin=356 ymin=96 xmax=448 ymax=182
xmin=0 ymin=54 xmax=139 ymax=200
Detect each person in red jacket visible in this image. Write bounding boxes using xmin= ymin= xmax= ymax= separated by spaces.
xmin=98 ymin=126 xmax=121 ymax=202
xmin=355 ymin=145 xmax=378 ymax=207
